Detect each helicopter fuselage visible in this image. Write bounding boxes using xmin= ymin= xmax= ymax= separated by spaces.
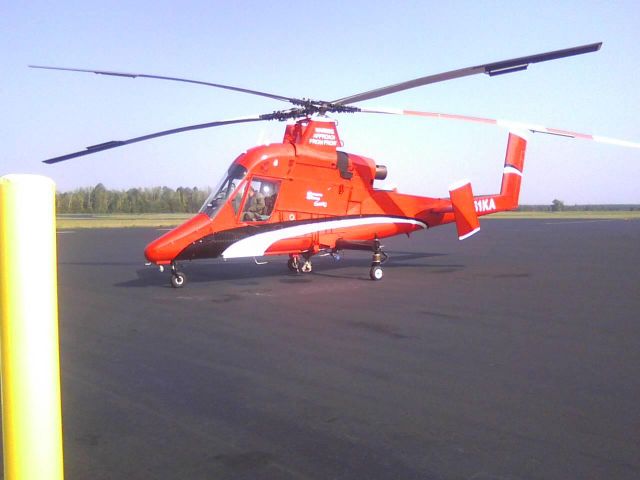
xmin=143 ymin=117 xmax=526 ymax=269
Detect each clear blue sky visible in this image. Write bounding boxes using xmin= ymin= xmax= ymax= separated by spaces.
xmin=2 ymin=0 xmax=639 ymax=203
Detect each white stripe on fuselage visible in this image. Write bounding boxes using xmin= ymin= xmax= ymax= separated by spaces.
xmin=221 ymin=216 xmax=427 ymax=259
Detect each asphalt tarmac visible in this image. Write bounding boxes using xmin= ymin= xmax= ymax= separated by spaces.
xmin=3 ymin=219 xmax=640 ymax=479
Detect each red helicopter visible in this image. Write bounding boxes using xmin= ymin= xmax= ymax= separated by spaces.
xmin=32 ymin=42 xmax=640 ymax=287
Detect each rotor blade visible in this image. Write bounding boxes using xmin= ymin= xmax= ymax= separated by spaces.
xmin=358 ymin=107 xmax=640 ymax=149
xmin=333 ymin=42 xmax=602 ymax=105
xmin=29 ymin=65 xmax=301 ymax=104
xmin=42 ymin=116 xmax=266 ymax=164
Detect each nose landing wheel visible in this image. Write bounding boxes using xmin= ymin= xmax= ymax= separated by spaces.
xmin=170 ymin=263 xmax=187 ymax=288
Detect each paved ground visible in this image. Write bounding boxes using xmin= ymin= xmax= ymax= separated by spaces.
xmin=3 ymin=219 xmax=640 ymax=479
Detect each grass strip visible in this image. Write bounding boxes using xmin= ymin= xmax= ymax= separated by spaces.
xmin=57 ymin=214 xmax=192 ymax=229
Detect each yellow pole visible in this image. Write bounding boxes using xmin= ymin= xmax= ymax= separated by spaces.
xmin=0 ymin=174 xmax=64 ymax=479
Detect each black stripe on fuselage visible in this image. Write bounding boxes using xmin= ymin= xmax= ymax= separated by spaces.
xmin=175 ymin=214 xmax=418 ymax=261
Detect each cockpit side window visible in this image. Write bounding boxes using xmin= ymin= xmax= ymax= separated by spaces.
xmin=241 ymin=178 xmax=280 ymax=222
xmin=199 ymin=164 xmax=247 ymax=218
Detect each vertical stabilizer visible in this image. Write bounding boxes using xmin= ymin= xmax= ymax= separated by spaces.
xmin=498 ymin=132 xmax=527 ymax=210
xmin=470 ymin=131 xmax=527 ymax=216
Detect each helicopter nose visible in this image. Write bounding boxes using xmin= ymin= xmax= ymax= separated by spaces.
xmin=144 ymin=213 xmax=211 ymax=264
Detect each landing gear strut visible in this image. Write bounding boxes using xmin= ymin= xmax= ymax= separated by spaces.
xmin=369 ymin=237 xmax=387 ymax=281
xmin=287 ymin=253 xmax=313 ymax=273
xmin=170 ymin=263 xmax=187 ymax=288
xmin=287 ymin=255 xmax=300 ymax=272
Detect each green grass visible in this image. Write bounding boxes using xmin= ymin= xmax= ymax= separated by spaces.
xmin=56 ymin=213 xmax=193 ymax=229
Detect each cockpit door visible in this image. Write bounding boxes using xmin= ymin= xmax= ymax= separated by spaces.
xmin=239 ymin=177 xmax=281 ymax=222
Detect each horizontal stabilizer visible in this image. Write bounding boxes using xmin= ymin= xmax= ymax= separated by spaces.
xmin=449 ymin=181 xmax=480 ymax=240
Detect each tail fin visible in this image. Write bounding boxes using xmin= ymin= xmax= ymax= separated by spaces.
xmin=473 ymin=131 xmax=527 ymax=215
xmin=498 ymin=132 xmax=527 ymax=209
xmin=433 ymin=131 xmax=527 ymax=239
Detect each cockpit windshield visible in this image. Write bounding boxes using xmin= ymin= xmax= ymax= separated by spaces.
xmin=199 ymin=163 xmax=247 ymax=218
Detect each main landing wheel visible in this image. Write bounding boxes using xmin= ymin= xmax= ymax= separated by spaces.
xmin=287 ymin=257 xmax=300 ymax=272
xmin=370 ymin=266 xmax=383 ymax=281
xmin=170 ymin=271 xmax=187 ymax=288
xmin=369 ymin=237 xmax=385 ymax=281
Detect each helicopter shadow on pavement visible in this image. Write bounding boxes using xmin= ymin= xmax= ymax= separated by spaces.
xmin=310 ymin=251 xmax=464 ymax=281
xmin=114 ymin=250 xmax=464 ymax=288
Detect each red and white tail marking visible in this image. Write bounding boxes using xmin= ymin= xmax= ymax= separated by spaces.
xmin=456 ymin=130 xmax=527 ymax=220
xmin=498 ymin=132 xmax=526 ymax=210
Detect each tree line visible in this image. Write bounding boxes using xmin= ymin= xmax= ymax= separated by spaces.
xmin=56 ymin=184 xmax=211 ymax=214
xmin=518 ymin=201 xmax=640 ymax=212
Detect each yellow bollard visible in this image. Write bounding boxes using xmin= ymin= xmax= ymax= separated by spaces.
xmin=0 ymin=174 xmax=64 ymax=479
